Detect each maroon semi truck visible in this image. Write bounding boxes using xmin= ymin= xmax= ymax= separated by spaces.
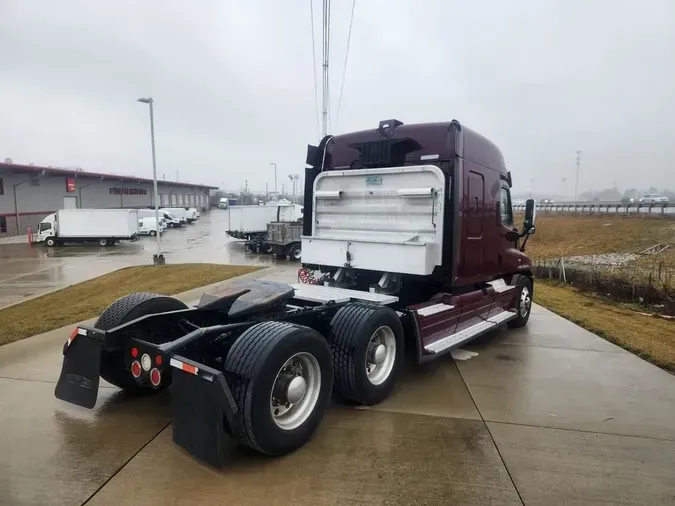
xmin=54 ymin=119 xmax=536 ymax=467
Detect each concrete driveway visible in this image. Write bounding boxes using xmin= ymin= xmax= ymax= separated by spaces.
xmin=1 ymin=268 xmax=674 ymax=505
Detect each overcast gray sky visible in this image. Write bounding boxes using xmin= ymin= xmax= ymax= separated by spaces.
xmin=1 ymin=0 xmax=674 ymax=196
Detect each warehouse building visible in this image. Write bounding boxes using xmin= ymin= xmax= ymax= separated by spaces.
xmin=0 ymin=161 xmax=217 ymax=237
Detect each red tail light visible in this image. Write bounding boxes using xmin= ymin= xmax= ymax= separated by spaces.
xmin=149 ymin=368 xmax=161 ymax=387
xmin=131 ymin=347 xmax=138 ymax=358
xmin=131 ymin=360 xmax=142 ymax=378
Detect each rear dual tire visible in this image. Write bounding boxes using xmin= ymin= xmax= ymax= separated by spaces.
xmin=224 ymin=321 xmax=333 ymax=456
xmin=328 ymin=303 xmax=404 ymax=405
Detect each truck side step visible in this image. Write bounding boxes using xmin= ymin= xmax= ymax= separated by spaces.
xmin=290 ymin=284 xmax=398 ymax=305
xmin=424 ymin=310 xmax=516 ymax=354
xmin=487 ymin=309 xmax=517 ymax=324
xmin=416 ymin=303 xmax=455 ymax=316
xmin=486 ymin=279 xmax=515 ymax=294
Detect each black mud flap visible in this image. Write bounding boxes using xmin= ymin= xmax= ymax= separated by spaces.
xmin=54 ymin=327 xmax=104 ymax=409
xmin=169 ymin=356 xmax=242 ymax=468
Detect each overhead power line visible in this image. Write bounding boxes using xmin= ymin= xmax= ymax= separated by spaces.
xmin=335 ymin=0 xmax=356 ymax=131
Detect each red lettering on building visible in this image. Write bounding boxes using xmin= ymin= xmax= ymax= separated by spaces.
xmin=66 ymin=178 xmax=76 ymax=193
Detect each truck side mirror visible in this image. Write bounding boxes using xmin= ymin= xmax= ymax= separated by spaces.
xmin=524 ymin=198 xmax=536 ymax=233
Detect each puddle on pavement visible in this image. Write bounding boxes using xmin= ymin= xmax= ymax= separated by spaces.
xmin=0 ymin=211 xmax=291 ymax=309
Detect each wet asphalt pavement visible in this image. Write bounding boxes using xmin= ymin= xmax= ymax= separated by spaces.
xmin=1 ymin=267 xmax=674 ymax=505
xmin=0 ymin=209 xmax=284 ymax=309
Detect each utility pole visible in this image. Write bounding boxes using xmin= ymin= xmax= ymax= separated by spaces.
xmin=321 ymin=0 xmax=330 ymax=137
xmin=574 ymin=150 xmax=581 ymax=203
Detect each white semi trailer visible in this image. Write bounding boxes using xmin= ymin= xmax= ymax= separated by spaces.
xmin=226 ymin=203 xmax=301 ymax=241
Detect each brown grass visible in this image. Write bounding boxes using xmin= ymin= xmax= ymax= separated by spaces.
xmin=522 ymin=213 xmax=675 ymax=260
xmin=0 ymin=264 xmax=260 ymax=346
xmin=535 ymin=281 xmax=675 ymax=372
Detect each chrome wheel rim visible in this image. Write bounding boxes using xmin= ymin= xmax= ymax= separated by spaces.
xmin=520 ymin=287 xmax=531 ymax=317
xmin=270 ymin=352 xmax=321 ymax=431
xmin=365 ymin=326 xmax=396 ymax=385
xmin=292 ymin=248 xmax=301 ymax=259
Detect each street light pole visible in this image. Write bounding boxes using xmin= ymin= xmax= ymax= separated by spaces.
xmin=137 ymin=97 xmax=164 ymax=266
xmin=288 ymin=174 xmax=300 ymax=204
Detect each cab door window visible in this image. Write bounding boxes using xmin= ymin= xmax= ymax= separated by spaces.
xmin=500 ymin=186 xmax=513 ymax=227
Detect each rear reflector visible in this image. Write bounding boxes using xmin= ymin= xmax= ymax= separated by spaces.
xmin=170 ymin=358 xmax=198 ymax=375
xmin=67 ymin=327 xmax=88 ymax=346
xmin=155 ymin=355 xmax=163 ymax=366
xmin=149 ymin=368 xmax=161 ymax=387
xmin=131 ymin=360 xmax=142 ymax=378
xmin=131 ymin=347 xmax=138 ymax=358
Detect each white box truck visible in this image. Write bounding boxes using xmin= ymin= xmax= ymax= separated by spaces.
xmin=37 ymin=209 xmax=139 ymax=247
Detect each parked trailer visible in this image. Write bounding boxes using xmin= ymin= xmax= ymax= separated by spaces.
xmin=227 ymin=203 xmax=301 ymax=241
xmin=264 ymin=221 xmax=303 ymax=260
xmin=54 ymin=118 xmax=537 ymax=468
xmin=37 ymin=209 xmax=139 ymax=247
